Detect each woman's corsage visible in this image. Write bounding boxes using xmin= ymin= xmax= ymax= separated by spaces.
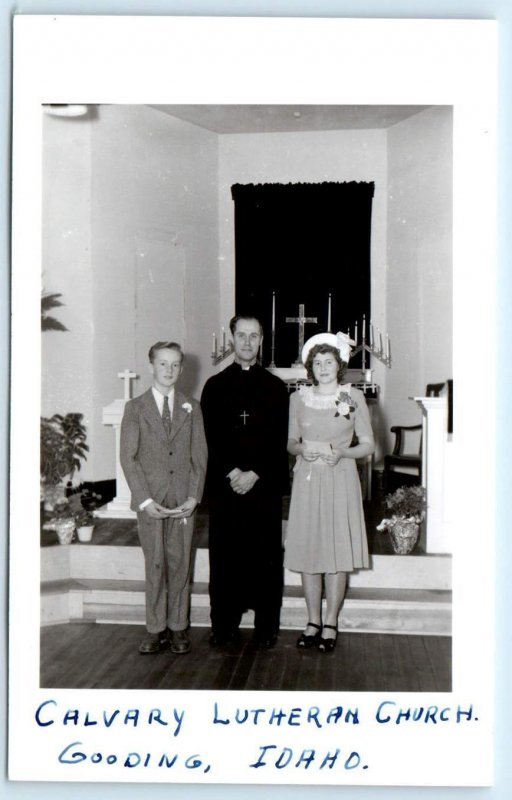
xmin=182 ymin=402 xmax=193 ymax=413
xmin=334 ymin=391 xmax=357 ymax=419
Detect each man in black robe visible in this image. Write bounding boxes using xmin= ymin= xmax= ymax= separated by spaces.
xmin=201 ymin=315 xmax=289 ymax=648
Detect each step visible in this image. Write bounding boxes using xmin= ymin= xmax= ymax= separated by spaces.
xmin=42 ymin=543 xmax=452 ymax=591
xmin=41 ymin=578 xmax=451 ymax=635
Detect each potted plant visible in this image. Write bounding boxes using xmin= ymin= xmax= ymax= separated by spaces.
xmin=73 ymin=506 xmax=96 ymax=542
xmin=42 ymin=486 xmax=102 ymax=545
xmin=40 ymin=413 xmax=89 ymax=509
xmin=376 ymin=485 xmax=427 ymax=554
xmin=42 ymin=497 xmax=76 ymax=545
xmin=68 ymin=488 xmax=102 ymax=542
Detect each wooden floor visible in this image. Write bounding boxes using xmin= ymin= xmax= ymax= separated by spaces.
xmin=40 ymin=623 xmax=451 ymax=692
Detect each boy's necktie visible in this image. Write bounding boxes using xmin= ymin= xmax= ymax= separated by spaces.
xmin=162 ymin=395 xmax=172 ymax=438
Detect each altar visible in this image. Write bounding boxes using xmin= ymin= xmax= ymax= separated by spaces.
xmin=213 ymin=296 xmax=389 ymax=395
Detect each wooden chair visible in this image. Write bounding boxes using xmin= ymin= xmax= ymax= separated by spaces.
xmin=383 ymin=383 xmax=445 ymax=492
xmin=383 ymin=424 xmax=422 ymax=492
xmin=426 ymin=382 xmax=445 ymax=398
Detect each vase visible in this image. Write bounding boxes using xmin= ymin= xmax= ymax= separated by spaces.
xmin=389 ymin=519 xmax=419 ymax=555
xmin=77 ymin=525 xmax=94 ymax=543
xmin=55 ymin=519 xmax=75 ymax=545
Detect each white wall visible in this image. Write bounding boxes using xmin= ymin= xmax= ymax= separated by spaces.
xmin=42 ymin=114 xmax=95 ymax=473
xmin=385 ymin=107 xmax=453 ymax=445
xmin=42 ymin=105 xmax=219 ymax=481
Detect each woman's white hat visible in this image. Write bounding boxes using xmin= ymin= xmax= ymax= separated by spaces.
xmin=301 ymin=331 xmax=355 ymax=365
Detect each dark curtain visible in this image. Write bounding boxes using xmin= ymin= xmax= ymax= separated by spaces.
xmin=232 ymin=181 xmax=374 ymax=367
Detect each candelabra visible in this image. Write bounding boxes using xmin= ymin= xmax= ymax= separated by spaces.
xmin=211 ymin=327 xmax=234 ymax=366
xmin=209 ymin=301 xmax=392 ymax=377
xmin=350 ymin=315 xmax=391 ymax=381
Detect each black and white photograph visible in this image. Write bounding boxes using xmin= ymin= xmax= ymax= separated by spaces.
xmin=8 ymin=15 xmax=496 ymax=788
xmin=38 ymin=101 xmax=453 ymax=694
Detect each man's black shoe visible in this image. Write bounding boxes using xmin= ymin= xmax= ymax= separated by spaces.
xmin=209 ymin=630 xmax=239 ymax=647
xmin=254 ymin=632 xmax=278 ymax=650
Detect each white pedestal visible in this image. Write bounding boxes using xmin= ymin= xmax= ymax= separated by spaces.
xmin=414 ymin=396 xmax=452 ymax=554
xmin=96 ymin=398 xmax=136 ymax=519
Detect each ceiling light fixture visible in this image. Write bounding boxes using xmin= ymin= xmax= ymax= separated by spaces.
xmin=44 ymin=104 xmax=89 ymax=118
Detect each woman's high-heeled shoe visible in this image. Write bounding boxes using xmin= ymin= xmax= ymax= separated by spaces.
xmin=296 ymin=622 xmax=322 ymax=649
xmin=318 ymin=624 xmax=338 ymax=653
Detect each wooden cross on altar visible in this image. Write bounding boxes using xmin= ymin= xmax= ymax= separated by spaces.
xmin=118 ymin=369 xmax=137 ymax=400
xmin=286 ymin=304 xmax=318 ymax=365
xmin=240 ymin=410 xmax=249 ymax=426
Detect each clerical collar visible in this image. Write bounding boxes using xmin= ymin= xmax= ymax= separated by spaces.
xmin=234 ymin=361 xmax=258 ymax=371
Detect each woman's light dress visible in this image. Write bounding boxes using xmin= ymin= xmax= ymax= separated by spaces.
xmin=284 ymin=384 xmax=374 ymax=574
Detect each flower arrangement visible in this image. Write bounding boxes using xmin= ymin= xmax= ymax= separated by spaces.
xmin=376 ymin=485 xmax=427 ymax=532
xmin=42 ymin=486 xmax=102 ymax=530
xmin=42 ymin=497 xmax=74 ymax=527
xmin=182 ymin=402 xmax=193 ymax=413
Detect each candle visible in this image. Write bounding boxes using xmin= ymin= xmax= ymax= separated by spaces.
xmin=362 ymin=315 xmax=366 ymax=342
xmin=370 ymin=323 xmax=374 ymax=349
xmin=222 ymin=326 xmax=226 ymax=351
xmin=386 ymin=334 xmax=390 ymax=360
xmin=272 ymin=291 xmax=276 ymax=331
xmin=379 ymin=329 xmax=383 ymax=354
xmin=212 ymin=332 xmax=217 ymax=357
xmin=354 ymin=321 xmax=358 ymax=344
xmin=327 ymin=293 xmax=332 ymax=332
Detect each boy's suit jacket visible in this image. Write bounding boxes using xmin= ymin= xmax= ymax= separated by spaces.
xmin=120 ymin=388 xmax=207 ymax=512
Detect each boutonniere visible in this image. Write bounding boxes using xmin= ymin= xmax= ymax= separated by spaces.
xmin=182 ymin=402 xmax=193 ymax=414
xmin=334 ymin=391 xmax=357 ymax=419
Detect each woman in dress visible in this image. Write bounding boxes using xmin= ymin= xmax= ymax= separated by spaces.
xmin=284 ymin=332 xmax=375 ymax=652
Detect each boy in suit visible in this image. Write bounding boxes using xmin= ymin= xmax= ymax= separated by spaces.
xmin=120 ymin=341 xmax=207 ymax=655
